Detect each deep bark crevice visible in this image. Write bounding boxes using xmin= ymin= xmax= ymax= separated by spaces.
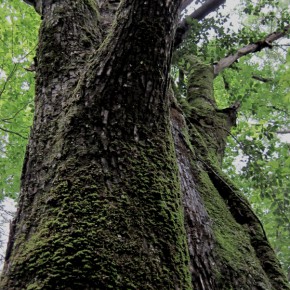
xmin=170 ymin=102 xmax=216 ymax=289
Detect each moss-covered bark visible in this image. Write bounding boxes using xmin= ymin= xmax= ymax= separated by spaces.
xmin=171 ymin=55 xmax=289 ymax=289
xmin=1 ymin=0 xmax=192 ymax=289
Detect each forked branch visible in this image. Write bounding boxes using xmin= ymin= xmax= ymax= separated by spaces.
xmin=181 ymin=0 xmax=194 ymax=11
xmin=214 ymin=24 xmax=290 ymax=76
xmin=175 ymin=0 xmax=226 ymax=48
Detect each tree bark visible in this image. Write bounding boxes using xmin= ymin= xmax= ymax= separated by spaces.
xmin=173 ymin=55 xmax=289 ymax=289
xmin=1 ymin=1 xmax=289 ymax=289
xmin=175 ymin=0 xmax=226 ymax=48
xmin=1 ymin=0 xmax=191 ymax=289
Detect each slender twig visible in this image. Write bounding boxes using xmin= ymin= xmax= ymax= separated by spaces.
xmin=277 ymin=130 xmax=290 ymax=134
xmin=0 ymin=126 xmax=27 ymax=139
xmin=0 ymin=64 xmax=18 ymax=99
xmin=271 ymin=44 xmax=290 ymax=47
xmin=0 ymin=44 xmax=37 ymax=99
xmin=267 ymin=105 xmax=289 ymax=115
xmin=1 ymin=101 xmax=33 ymax=123
xmin=252 ymin=75 xmax=273 ymax=83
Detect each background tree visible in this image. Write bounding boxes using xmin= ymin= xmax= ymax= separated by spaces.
xmin=0 ymin=0 xmax=40 ymax=265
xmin=0 ymin=0 xmax=39 ymax=199
xmin=0 ymin=0 xmax=289 ymax=289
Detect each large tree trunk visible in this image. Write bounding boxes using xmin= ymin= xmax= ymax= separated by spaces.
xmin=0 ymin=1 xmax=289 ymax=289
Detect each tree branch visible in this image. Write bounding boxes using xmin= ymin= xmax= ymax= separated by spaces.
xmin=0 ymin=64 xmax=18 ymax=99
xmin=0 ymin=126 xmax=27 ymax=139
xmin=22 ymin=0 xmax=42 ymax=14
xmin=0 ymin=102 xmax=33 ymax=123
xmin=181 ymin=0 xmax=194 ymax=11
xmin=277 ymin=130 xmax=290 ymax=134
xmin=23 ymin=0 xmax=34 ymax=6
xmin=175 ymin=0 xmax=226 ymax=48
xmin=252 ymin=75 xmax=273 ymax=83
xmin=214 ymin=24 xmax=290 ymax=76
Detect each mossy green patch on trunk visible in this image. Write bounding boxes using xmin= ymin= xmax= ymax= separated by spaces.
xmin=2 ymin=125 xmax=192 ymax=289
xmin=172 ymin=54 xmax=289 ymax=289
xmin=196 ymin=168 xmax=273 ymax=289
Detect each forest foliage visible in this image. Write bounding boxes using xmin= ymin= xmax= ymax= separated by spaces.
xmin=0 ymin=0 xmax=289 ymax=277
